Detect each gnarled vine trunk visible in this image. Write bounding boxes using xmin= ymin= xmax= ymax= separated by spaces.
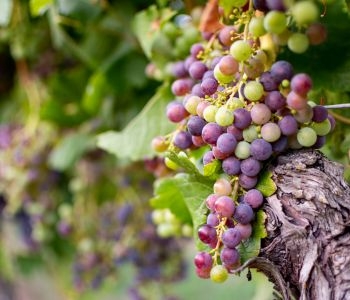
xmin=252 ymin=150 xmax=350 ymax=300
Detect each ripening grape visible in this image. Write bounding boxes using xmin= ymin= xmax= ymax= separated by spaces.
xmin=297 ymin=127 xmax=317 ymax=147
xmin=213 ymin=178 xmax=233 ymax=196
xmin=235 ymin=141 xmax=251 ymax=159
xmin=230 ymin=40 xmax=253 ymax=62
xmin=202 ymin=122 xmax=224 ymax=145
xmin=264 ymin=11 xmax=287 ymax=34
xmin=173 ymin=131 xmax=193 ymax=149
xmin=187 ymin=116 xmax=207 ymax=136
xmin=214 ymin=196 xmax=235 ymax=217
xmin=184 ymin=95 xmax=201 ymax=115
xmin=243 ymin=57 xmax=265 ymax=79
xmin=235 ymin=223 xmax=252 ymax=240
xmin=214 ymin=64 xmax=235 ymax=84
xmin=201 ymin=78 xmax=219 ymax=95
xmin=288 ymin=33 xmax=309 ymax=54
xmin=287 ymin=91 xmax=308 ymax=110
xmin=310 ymin=119 xmax=331 ymax=136
xmin=293 ymin=105 xmax=314 ymax=123
xmin=270 ymin=60 xmax=294 ymax=83
xmin=218 ymin=55 xmax=239 ymax=76
xmin=244 ymin=81 xmax=264 ymax=102
xmin=264 ymin=91 xmax=286 ymax=112
xmin=207 ymin=212 xmax=220 ymax=226
xmin=249 ymin=16 xmax=267 ymax=37
xmin=244 ymin=189 xmax=264 ymax=208
xmin=292 ymin=1 xmax=319 ymax=26
xmin=243 ymin=125 xmax=259 ymax=143
xmin=306 ymin=23 xmax=327 ymax=45
xmin=251 ymin=103 xmax=272 ymax=125
xmin=152 ymin=136 xmax=168 ymax=152
xmin=261 ymin=122 xmax=281 ymax=142
xmin=210 ymin=265 xmax=228 ymax=283
xmin=290 ymin=73 xmax=312 ymax=96
xmin=206 ymin=194 xmax=220 ymax=211
xmin=218 ymin=26 xmax=237 ymax=46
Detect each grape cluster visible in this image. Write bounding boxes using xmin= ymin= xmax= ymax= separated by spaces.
xmin=151 ymin=2 xmax=334 ymax=283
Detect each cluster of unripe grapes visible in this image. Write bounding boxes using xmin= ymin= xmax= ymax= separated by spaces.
xmin=151 ymin=0 xmax=334 ymax=284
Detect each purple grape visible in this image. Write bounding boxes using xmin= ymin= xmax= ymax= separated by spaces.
xmin=290 ymin=73 xmax=312 ymax=96
xmin=222 ymin=156 xmax=241 ymax=176
xmin=240 ymin=158 xmax=262 ymax=177
xmin=244 ymin=189 xmax=264 ymax=208
xmin=313 ymin=135 xmax=326 ymax=148
xmin=214 ymin=196 xmax=235 ymax=218
xmin=312 ymin=105 xmax=328 ymax=122
xmin=207 ymin=212 xmax=220 ymax=227
xmin=166 ymin=101 xmax=189 ymax=123
xmin=220 ymin=247 xmax=240 ymax=268
xmin=328 ymin=114 xmax=336 ymax=131
xmin=210 ymin=56 xmax=222 ymax=69
xmin=201 ymin=78 xmax=218 ymax=95
xmin=192 ymin=135 xmax=205 ymax=147
xmin=202 ymin=122 xmax=224 ymax=145
xmin=218 ymin=26 xmax=236 ymax=46
xmin=190 ymin=43 xmax=204 ymax=58
xmin=264 ymin=91 xmax=286 ymax=112
xmin=203 ymin=70 xmax=214 ymax=80
xmin=184 ymin=56 xmax=196 ymax=70
xmin=198 ymin=224 xmax=217 ymax=244
xmin=259 ymin=71 xmax=279 ymax=91
xmin=278 ymin=115 xmax=298 ymax=136
xmin=222 ymin=228 xmax=242 ymax=248
xmin=203 ymin=150 xmax=215 ymax=165
xmin=238 ymin=174 xmax=258 ymax=190
xmin=250 ymin=138 xmax=273 ymax=161
xmin=189 ymin=61 xmax=208 ymax=80
xmin=191 ymin=83 xmax=206 ymax=97
xmin=171 ymin=61 xmax=188 ymax=78
xmin=216 ymin=133 xmax=237 ymax=154
xmin=212 ymin=146 xmax=230 ymax=160
xmin=272 ymin=135 xmax=288 ymax=153
xmin=206 ymin=194 xmax=220 ymax=211
xmin=270 ymin=60 xmax=294 ymax=84
xmin=171 ymin=78 xmax=194 ymax=96
xmin=226 ymin=125 xmax=243 ymax=141
xmin=253 ymin=0 xmax=269 ymax=12
xmin=187 ymin=116 xmax=207 ymax=136
xmin=194 ymin=251 xmax=213 ymax=270
xmin=234 ymin=203 xmax=255 ymax=224
xmin=173 ymin=131 xmax=193 ymax=149
xmin=235 ymin=223 xmax=252 ymax=239
xmin=233 ymin=108 xmax=252 ymax=129
xmin=266 ymin=0 xmax=286 ymax=11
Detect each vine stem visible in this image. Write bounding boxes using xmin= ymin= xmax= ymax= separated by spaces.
xmin=323 ymin=103 xmax=350 ymax=109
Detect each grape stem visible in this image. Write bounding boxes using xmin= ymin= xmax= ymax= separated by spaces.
xmin=323 ymin=104 xmax=350 ymax=109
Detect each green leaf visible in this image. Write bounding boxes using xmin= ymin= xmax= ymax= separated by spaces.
xmin=30 ymin=0 xmax=53 ymax=16
xmin=96 ymin=83 xmax=175 ymax=161
xmin=203 ymin=159 xmax=221 ymax=177
xmin=219 ymin=0 xmax=234 ymax=15
xmin=48 ymin=133 xmax=94 ymax=171
xmin=0 ymin=0 xmax=13 ymax=26
xmin=150 ymin=174 xmax=212 ymax=244
xmin=237 ymin=210 xmax=267 ymax=263
xmin=255 ymin=170 xmax=277 ymax=197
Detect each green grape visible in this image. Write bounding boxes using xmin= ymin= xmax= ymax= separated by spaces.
xmin=261 ymin=122 xmax=281 ymax=142
xmin=235 ymin=141 xmax=251 ymax=159
xmin=230 ymin=40 xmax=252 ymax=62
xmin=249 ymin=16 xmax=266 ymax=38
xmin=244 ymin=81 xmax=264 ymax=101
xmin=288 ymin=33 xmax=309 ymax=54
xmin=203 ymin=105 xmax=219 ymax=122
xmin=292 ymin=1 xmax=319 ymax=26
xmin=151 ymin=209 xmax=166 ymax=225
xmin=297 ymin=127 xmax=317 ymax=147
xmin=210 ymin=265 xmax=228 ymax=283
xmin=243 ymin=125 xmax=259 ymax=142
xmin=185 ymin=95 xmax=201 ymax=115
xmin=214 ymin=64 xmax=235 ymax=84
xmin=310 ymin=119 xmax=331 ymax=136
xmin=215 ymin=106 xmax=234 ymax=126
xmin=264 ymin=11 xmax=287 ymax=34
xmin=162 ymin=22 xmax=179 ymax=39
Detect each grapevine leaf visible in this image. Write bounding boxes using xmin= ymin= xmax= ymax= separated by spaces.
xmin=203 ymin=159 xmax=221 ymax=177
xmin=30 ymin=0 xmax=53 ymax=16
xmin=218 ymin=0 xmax=234 ymax=16
xmin=0 ymin=0 xmax=13 ymax=26
xmin=96 ymin=83 xmax=175 ymax=161
xmin=256 ymin=170 xmax=277 ymax=197
xmin=150 ymin=175 xmax=212 ymax=227
xmin=48 ymin=133 xmax=94 ymax=171
xmin=237 ymin=210 xmax=267 ymax=263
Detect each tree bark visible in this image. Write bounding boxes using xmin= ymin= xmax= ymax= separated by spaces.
xmin=252 ymin=149 xmax=350 ymax=300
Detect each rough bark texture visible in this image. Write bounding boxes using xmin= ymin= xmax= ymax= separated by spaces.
xmin=255 ymin=149 xmax=350 ymax=300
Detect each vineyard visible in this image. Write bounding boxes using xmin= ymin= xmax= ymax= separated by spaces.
xmin=0 ymin=0 xmax=350 ymax=299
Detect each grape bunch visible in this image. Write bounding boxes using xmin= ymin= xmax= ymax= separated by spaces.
xmin=151 ymin=1 xmax=334 ymax=283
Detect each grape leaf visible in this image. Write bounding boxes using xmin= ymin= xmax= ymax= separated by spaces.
xmin=0 ymin=0 xmax=13 ymax=26
xmin=97 ymin=83 xmax=175 ymax=161
xmin=237 ymin=210 xmax=267 ymax=263
xmin=30 ymin=0 xmax=53 ymax=16
xmin=150 ymin=174 xmax=212 ymax=247
xmin=255 ymin=170 xmax=277 ymax=197
xmin=203 ymin=159 xmax=221 ymax=178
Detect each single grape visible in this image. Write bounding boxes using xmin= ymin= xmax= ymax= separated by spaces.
xmin=250 ymin=138 xmax=273 ymax=160
xmin=293 ymin=105 xmax=313 ymax=123
xmin=184 ymin=95 xmax=201 ymax=115
xmin=214 ymin=196 xmax=235 ymax=217
xmin=190 ymin=43 xmax=204 ymax=58
xmin=288 ymin=33 xmax=309 ymax=54
xmin=286 ymin=91 xmax=308 ymax=110
xmin=194 ymin=251 xmax=213 ymax=273
xmin=313 ymin=135 xmax=326 ymax=148
xmin=151 ymin=136 xmax=168 ymax=152
xmin=244 ymin=81 xmax=264 ymax=102
xmin=203 ymin=150 xmax=215 ymax=165
xmin=201 ymin=78 xmax=219 ymax=95
xmin=187 ymin=116 xmax=207 ymax=136
xmin=312 ymin=105 xmax=328 ymax=122
xmin=214 ymin=64 xmax=235 ymax=84
xmin=270 ymin=60 xmax=294 ymax=83
xmin=244 ymin=189 xmax=264 ymax=208
xmin=192 ymin=135 xmax=205 ymax=147
xmin=207 ymin=212 xmax=220 ymax=227
xmin=261 ymin=122 xmax=281 ymax=142
xmin=264 ymin=91 xmax=286 ymax=111
xmin=213 ymin=146 xmax=230 ymax=160
xmin=243 ymin=125 xmax=259 ymax=143
xmin=213 ymin=178 xmax=233 ymax=196
xmin=222 ymin=227 xmax=242 ymax=248
xmin=206 ymin=194 xmax=220 ymax=211
xmin=196 ymin=267 xmax=211 ymax=279
xmin=216 ymin=133 xmax=238 ymax=154
xmin=171 ymin=61 xmax=188 ymax=78
xmin=240 ymin=157 xmax=262 ymax=177
xmin=290 ymin=73 xmax=312 ymax=97
xmin=306 ymin=23 xmax=327 ymax=45
xmin=235 ymin=223 xmax=252 ymax=239
xmin=203 ymin=105 xmax=218 ymax=122
xmin=292 ymin=1 xmax=319 ymax=26
xmin=218 ymin=25 xmax=237 ymax=46
xmin=272 ymin=135 xmax=288 ymax=153
xmin=191 ymin=83 xmax=206 ymax=97
xmin=173 ymin=131 xmax=193 ymax=149
xmin=189 ymin=61 xmax=208 ymax=80
xmin=220 ymin=247 xmax=240 ymax=269
xmin=278 ymin=115 xmax=298 ymax=136
xmin=235 ymin=141 xmax=251 ymax=159
xmin=264 ymin=11 xmax=287 ymax=34
xmin=233 ymin=108 xmax=252 ymax=130
xmin=222 ymin=156 xmax=241 ymax=176
xmin=234 ymin=203 xmax=255 ymax=224
xmin=251 ymin=103 xmax=272 ymax=125
xmin=166 ymin=101 xmax=189 ymax=123
xmin=297 ymin=127 xmax=317 ymax=147
xmin=259 ymin=71 xmax=279 ymax=91
xmin=215 ymin=106 xmax=234 ymax=127
xmin=249 ymin=16 xmax=266 ymax=37
xmin=171 ymin=78 xmax=193 ymax=96
xmin=239 ymin=174 xmax=258 ymax=190
xmin=202 ymin=122 xmax=224 ymax=145
xmin=218 ymin=55 xmax=239 ymax=76
xmin=310 ymin=119 xmax=331 ymax=136
xmin=210 ymin=265 xmax=228 ymax=283
xmin=198 ymin=224 xmax=217 ymax=244
xmin=253 ymin=0 xmax=269 ymax=12
xmin=230 ymin=40 xmax=252 ymax=62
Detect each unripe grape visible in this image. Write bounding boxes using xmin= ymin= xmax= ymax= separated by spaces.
xmin=203 ymin=105 xmax=218 ymax=122
xmin=292 ymin=1 xmax=319 ymax=26
xmin=210 ymin=265 xmax=228 ymax=283
xmin=249 ymin=16 xmax=266 ymax=37
xmin=230 ymin=40 xmax=252 ymax=62
xmin=215 ymin=106 xmax=234 ymax=127
xmin=244 ymin=81 xmax=264 ymax=101
xmin=264 ymin=11 xmax=287 ymax=34
xmin=213 ymin=178 xmax=233 ymax=196
xmin=297 ymin=127 xmax=317 ymax=147
xmin=288 ymin=33 xmax=309 ymax=54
